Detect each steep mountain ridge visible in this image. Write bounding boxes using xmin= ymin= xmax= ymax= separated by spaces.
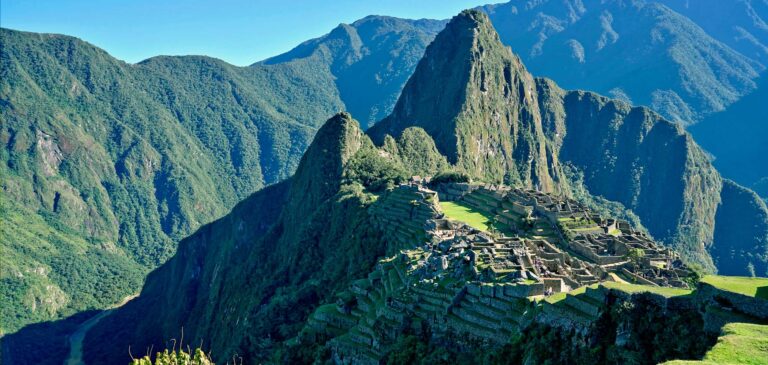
xmin=369 ymin=11 xmax=562 ymax=192
xmin=83 ymin=113 xmax=427 ymax=363
xmin=0 ymin=27 xmax=343 ymax=333
xmin=262 ymin=16 xmax=446 ymax=128
xmin=710 ymin=180 xmax=768 ymax=276
xmin=542 ymin=83 xmax=724 ymax=269
xmin=4 ymin=2 xmax=768 ymax=334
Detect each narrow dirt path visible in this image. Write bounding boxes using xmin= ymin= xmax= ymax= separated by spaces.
xmin=65 ymin=294 xmax=138 ymax=365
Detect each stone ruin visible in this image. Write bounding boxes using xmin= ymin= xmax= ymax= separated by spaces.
xmin=429 ymin=182 xmax=694 ymax=291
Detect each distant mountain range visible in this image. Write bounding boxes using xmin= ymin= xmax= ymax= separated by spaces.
xmin=261 ymin=16 xmax=447 ymax=128
xmin=478 ymin=0 xmax=764 ymax=125
xmin=1 ymin=0 xmax=767 ymax=347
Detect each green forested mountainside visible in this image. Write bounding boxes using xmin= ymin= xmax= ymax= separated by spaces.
xmin=709 ymin=180 xmax=768 ymax=277
xmin=546 ymin=84 xmax=723 ymax=270
xmin=658 ymin=0 xmax=768 ymax=63
xmin=3 ymin=0 xmax=768 ymax=348
xmin=0 ymin=17 xmax=442 ymax=333
xmin=0 ymin=194 xmax=143 ymax=336
xmin=369 ymin=11 xmax=563 ymax=192
xmin=0 ymin=27 xmax=344 ymax=333
xmin=690 ymin=75 xmax=768 ymax=198
xmin=478 ymin=0 xmax=764 ymax=125
xmin=262 ymin=16 xmax=446 ymax=128
xmin=0 ymin=27 xmax=343 ymax=264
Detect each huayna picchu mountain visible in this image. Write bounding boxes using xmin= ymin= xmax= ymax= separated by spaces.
xmin=71 ymin=10 xmax=768 ymax=365
xmin=368 ymin=11 xmax=561 ymax=193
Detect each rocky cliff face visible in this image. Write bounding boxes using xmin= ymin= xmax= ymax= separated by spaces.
xmin=369 ymin=10 xmax=563 ymax=193
xmin=709 ymin=180 xmax=768 ymax=276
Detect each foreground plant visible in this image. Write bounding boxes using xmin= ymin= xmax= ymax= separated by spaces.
xmin=130 ymin=348 xmax=214 ymax=365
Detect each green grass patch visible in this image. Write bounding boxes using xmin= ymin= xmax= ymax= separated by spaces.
xmin=544 ymin=285 xmax=594 ymax=304
xmin=663 ymin=323 xmax=768 ymax=365
xmin=439 ymin=201 xmax=495 ymax=231
xmin=602 ymin=282 xmax=693 ymax=298
xmin=701 ymin=275 xmax=768 ymax=299
xmin=545 ymin=292 xmax=568 ymax=304
xmin=705 ymin=323 xmax=768 ymax=364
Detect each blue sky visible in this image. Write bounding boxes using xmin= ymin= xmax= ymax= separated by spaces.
xmin=1 ymin=0 xmax=487 ymax=66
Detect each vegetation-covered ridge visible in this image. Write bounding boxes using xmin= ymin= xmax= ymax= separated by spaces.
xmin=0 ymin=15 xmax=443 ymax=333
xmin=4 ymin=0 xmax=768 ymax=337
xmin=369 ymin=10 xmax=563 ymax=192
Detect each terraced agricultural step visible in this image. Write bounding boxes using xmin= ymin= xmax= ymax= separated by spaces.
xmin=357 ymin=319 xmax=375 ymax=335
xmin=332 ymin=335 xmax=380 ymax=365
xmin=416 ymin=300 xmax=445 ymax=314
xmin=414 ymin=306 xmax=439 ymax=320
xmin=446 ymin=313 xmax=499 ymax=339
xmin=453 ymin=306 xmax=503 ymax=330
xmin=564 ymin=295 xmax=602 ymax=318
xmin=387 ymin=267 xmax=404 ymax=289
xmin=351 ymin=307 xmax=367 ymax=318
xmin=581 ymin=288 xmax=607 ymax=306
xmin=469 ymin=299 xmax=507 ymax=318
xmin=418 ymin=293 xmax=450 ymax=308
xmin=349 ymin=327 xmax=374 ymax=346
xmin=357 ymin=295 xmax=374 ymax=312
xmin=412 ymin=286 xmax=455 ymax=301
xmin=482 ymin=295 xmax=525 ymax=314
xmin=368 ymin=287 xmax=383 ymax=304
xmin=556 ymin=299 xmax=599 ymax=322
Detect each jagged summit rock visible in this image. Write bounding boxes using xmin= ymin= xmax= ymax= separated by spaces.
xmin=281 ymin=112 xmax=365 ymax=237
xmin=369 ymin=10 xmax=561 ymax=192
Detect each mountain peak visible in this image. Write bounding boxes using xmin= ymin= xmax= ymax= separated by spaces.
xmin=369 ymin=9 xmax=557 ymax=191
xmin=293 ymin=111 xmax=363 ymax=186
xmin=283 ymin=112 xmax=364 ymax=224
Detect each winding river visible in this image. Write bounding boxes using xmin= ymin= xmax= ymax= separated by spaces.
xmin=65 ymin=294 xmax=138 ymax=365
